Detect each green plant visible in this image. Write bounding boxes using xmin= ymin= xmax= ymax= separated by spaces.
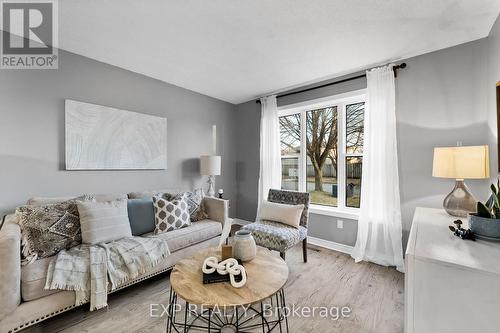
xmin=476 ymin=179 xmax=500 ymax=218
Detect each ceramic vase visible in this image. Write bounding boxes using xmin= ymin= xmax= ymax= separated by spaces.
xmin=469 ymin=214 xmax=500 ymax=241
xmin=232 ymin=229 xmax=256 ymax=262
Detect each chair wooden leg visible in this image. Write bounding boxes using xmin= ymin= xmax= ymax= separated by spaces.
xmin=303 ymin=238 xmax=308 ymax=263
xmin=280 ymin=252 xmax=286 ymax=260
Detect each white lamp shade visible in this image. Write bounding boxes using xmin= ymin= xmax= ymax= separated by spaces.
xmin=200 ymin=155 xmax=221 ymax=176
xmin=432 ymin=145 xmax=490 ymax=179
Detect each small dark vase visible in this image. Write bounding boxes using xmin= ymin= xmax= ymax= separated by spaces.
xmin=469 ymin=214 xmax=500 ymax=241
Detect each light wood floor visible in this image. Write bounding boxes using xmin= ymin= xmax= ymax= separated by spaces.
xmin=28 ymin=245 xmax=404 ymax=333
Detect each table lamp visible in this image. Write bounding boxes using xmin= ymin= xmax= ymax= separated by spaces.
xmin=432 ymin=145 xmax=490 ymax=217
xmin=200 ymin=155 xmax=221 ymax=197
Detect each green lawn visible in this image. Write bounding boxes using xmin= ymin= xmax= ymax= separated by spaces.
xmin=306 ymin=177 xmax=337 ymax=184
xmin=282 ymin=175 xmax=361 ymax=208
xmin=310 ymin=191 xmax=337 ymax=206
xmin=309 ymin=190 xmax=360 ymax=208
xmin=347 ymin=196 xmax=360 ymax=208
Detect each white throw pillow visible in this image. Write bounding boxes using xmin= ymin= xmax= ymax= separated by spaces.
xmin=259 ymin=201 xmax=304 ymax=228
xmin=77 ymin=199 xmax=132 ymax=244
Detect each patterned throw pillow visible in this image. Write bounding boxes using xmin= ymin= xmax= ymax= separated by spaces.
xmin=15 ymin=195 xmax=94 ymax=264
xmin=152 ymin=195 xmax=191 ymax=234
xmin=162 ymin=189 xmax=208 ymax=222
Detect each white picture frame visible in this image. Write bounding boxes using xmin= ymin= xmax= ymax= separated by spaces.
xmin=65 ymin=99 xmax=167 ymax=170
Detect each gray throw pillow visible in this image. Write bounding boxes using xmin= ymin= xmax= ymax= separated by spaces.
xmin=77 ymin=199 xmax=132 ymax=244
xmin=15 ymin=195 xmax=95 ymax=264
xmin=152 ymin=195 xmax=191 ymax=234
xmin=127 ymin=198 xmax=155 ymax=236
xmin=162 ymin=189 xmax=208 ymax=222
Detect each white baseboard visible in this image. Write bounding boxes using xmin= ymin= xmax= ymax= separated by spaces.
xmin=231 ymin=218 xmax=252 ymax=225
xmin=307 ymin=236 xmax=354 ymax=255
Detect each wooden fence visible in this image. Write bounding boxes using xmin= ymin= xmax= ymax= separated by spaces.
xmin=282 ymin=158 xmax=362 ymax=179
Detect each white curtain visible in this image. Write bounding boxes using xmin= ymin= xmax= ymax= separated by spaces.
xmin=351 ymin=65 xmax=404 ymax=272
xmin=257 ymin=95 xmax=281 ymax=216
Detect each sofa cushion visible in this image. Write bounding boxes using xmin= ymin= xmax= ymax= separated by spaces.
xmin=128 ymin=189 xmax=179 ymax=199
xmin=21 ymin=256 xmax=59 ymax=301
xmin=19 ymin=228 xmax=221 ymax=303
xmin=127 ymin=198 xmax=156 ymax=236
xmin=152 ymin=196 xmax=191 ymax=234
xmin=144 ymin=220 xmax=221 ymax=252
xmin=26 ymin=193 xmax=126 ymax=206
xmin=77 ymin=199 xmax=132 ymax=244
xmin=94 ymin=193 xmax=128 ymax=202
xmin=26 ymin=196 xmax=80 ymax=206
xmin=243 ymin=220 xmax=307 ymax=253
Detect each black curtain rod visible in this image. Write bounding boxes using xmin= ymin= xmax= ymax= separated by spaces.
xmin=256 ymin=62 xmax=407 ymax=104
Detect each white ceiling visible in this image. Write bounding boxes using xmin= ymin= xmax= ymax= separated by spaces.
xmin=58 ymin=1 xmax=500 ymax=104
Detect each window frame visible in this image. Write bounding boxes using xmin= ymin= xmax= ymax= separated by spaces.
xmin=277 ymin=89 xmax=366 ymax=218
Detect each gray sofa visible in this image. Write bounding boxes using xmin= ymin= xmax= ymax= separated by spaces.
xmin=0 ymin=192 xmax=229 ymax=333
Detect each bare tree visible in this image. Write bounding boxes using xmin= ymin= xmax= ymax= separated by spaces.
xmin=279 ymin=102 xmax=364 ymax=192
xmin=306 ymin=107 xmax=337 ymax=191
xmin=345 ymin=103 xmax=364 ymax=154
xmin=279 ymin=113 xmax=301 ymax=155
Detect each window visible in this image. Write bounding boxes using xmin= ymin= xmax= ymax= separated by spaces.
xmin=280 ymin=113 xmax=301 ymax=191
xmin=345 ymin=102 xmax=364 ymax=208
xmin=279 ymin=92 xmax=365 ymax=211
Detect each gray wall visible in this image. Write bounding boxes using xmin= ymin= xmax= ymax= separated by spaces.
xmin=488 ymin=15 xmax=500 ymax=170
xmin=397 ymin=38 xmax=493 ymax=245
xmin=235 ymin=34 xmax=499 ymax=248
xmin=0 ymin=49 xmax=237 ymax=217
xmin=234 ymin=100 xmax=261 ymax=220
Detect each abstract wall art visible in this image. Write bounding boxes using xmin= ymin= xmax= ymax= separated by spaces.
xmin=65 ymin=99 xmax=167 ymax=170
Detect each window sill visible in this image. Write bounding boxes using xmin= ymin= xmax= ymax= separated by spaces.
xmin=309 ymin=205 xmax=359 ymax=220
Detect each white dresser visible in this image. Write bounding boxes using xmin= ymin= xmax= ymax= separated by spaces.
xmin=405 ymin=207 xmax=500 ymax=333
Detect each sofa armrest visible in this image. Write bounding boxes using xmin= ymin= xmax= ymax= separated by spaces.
xmin=203 ymin=197 xmax=229 ymax=225
xmin=0 ymin=214 xmax=21 ymax=321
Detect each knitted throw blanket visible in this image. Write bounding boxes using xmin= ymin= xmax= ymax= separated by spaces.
xmin=45 ymin=236 xmax=169 ymax=311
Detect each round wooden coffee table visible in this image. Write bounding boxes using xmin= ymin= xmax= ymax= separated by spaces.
xmin=166 ymin=246 xmax=289 ymax=332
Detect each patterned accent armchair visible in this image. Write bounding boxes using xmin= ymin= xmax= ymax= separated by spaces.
xmin=243 ymin=189 xmax=310 ymax=262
